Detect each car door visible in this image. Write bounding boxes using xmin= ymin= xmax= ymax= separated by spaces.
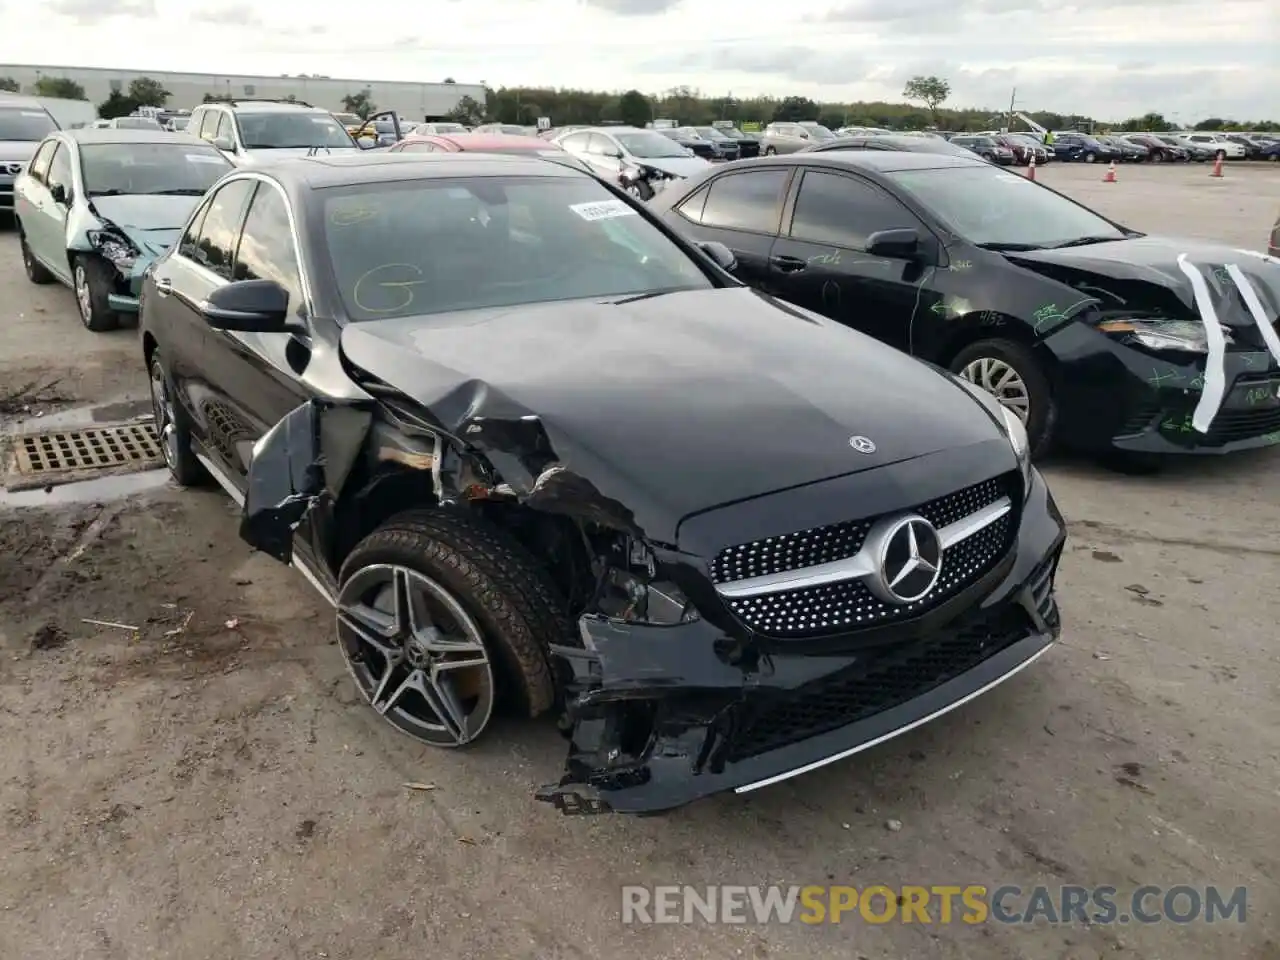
xmin=767 ymin=168 xmax=942 ymax=350
xmin=198 ymin=179 xmax=314 ymax=485
xmin=15 ymin=139 xmax=58 ymax=268
xmin=148 ymin=177 xmax=257 ymax=468
xmin=558 ymin=132 xmax=600 ymax=175
xmin=33 ymin=141 xmax=76 ymax=282
xmin=584 ymin=133 xmax=625 ymax=180
xmin=666 ymin=166 xmax=793 ymax=289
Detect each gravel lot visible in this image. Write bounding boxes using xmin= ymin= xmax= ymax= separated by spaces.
xmin=1 ymin=162 xmax=1278 ymax=960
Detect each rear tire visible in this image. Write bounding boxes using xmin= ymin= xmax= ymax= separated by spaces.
xmin=951 ymin=338 xmax=1057 ymax=458
xmin=19 ymin=228 xmax=55 ymax=284
xmin=337 ymin=509 xmax=567 ymax=745
xmin=73 ymin=255 xmax=119 ymax=332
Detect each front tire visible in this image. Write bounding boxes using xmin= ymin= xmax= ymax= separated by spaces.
xmin=1084 ymin=151 xmax=1096 ymax=163
xmin=951 ymin=338 xmax=1057 ymax=457
xmin=73 ymin=255 xmax=119 ymax=332
xmin=336 ymin=509 xmax=566 ymax=747
xmin=148 ymin=349 xmax=207 ymax=486
xmin=624 ymin=179 xmax=654 ymax=201
xmin=19 ymin=228 xmax=54 ymax=284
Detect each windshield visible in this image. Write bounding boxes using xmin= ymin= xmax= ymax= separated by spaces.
xmin=614 ymin=132 xmax=691 ymax=158
xmin=717 ymin=127 xmax=747 ymax=138
xmin=237 ymin=112 xmax=355 ymax=149
xmin=801 ymin=124 xmax=836 ymax=141
xmin=80 ymin=142 xmax=231 ymax=196
xmin=0 ymin=107 xmax=57 ymax=141
xmin=886 ymin=165 xmax=1129 ymax=249
xmin=321 ymin=176 xmax=712 ymax=321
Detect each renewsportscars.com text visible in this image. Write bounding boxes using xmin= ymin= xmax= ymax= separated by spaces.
xmin=621 ymin=884 xmax=1248 ymax=925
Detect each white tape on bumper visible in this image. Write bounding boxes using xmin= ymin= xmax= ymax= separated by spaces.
xmin=1175 ymin=255 xmax=1227 ymax=434
xmin=1225 ymin=263 xmax=1280 ymax=367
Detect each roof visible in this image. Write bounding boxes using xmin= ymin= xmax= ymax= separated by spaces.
xmin=65 ymin=128 xmax=210 ymax=146
xmin=751 ymin=152 xmax=988 ymax=173
xmin=259 ymin=151 xmax=587 ymax=189
xmin=212 ymin=101 xmax=327 ymax=114
xmin=0 ymin=93 xmax=48 ymax=110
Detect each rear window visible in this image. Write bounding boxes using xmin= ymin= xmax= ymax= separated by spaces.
xmin=80 ymin=142 xmax=232 ymax=197
xmin=0 ymin=107 xmax=58 ymax=141
xmin=320 ymin=176 xmax=712 ymax=321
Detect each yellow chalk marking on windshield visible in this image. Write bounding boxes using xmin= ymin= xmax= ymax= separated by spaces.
xmin=353 ymin=264 xmax=427 ymax=314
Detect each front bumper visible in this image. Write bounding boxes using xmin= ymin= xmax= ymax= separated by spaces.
xmin=538 ymin=468 xmax=1065 ymax=815
xmin=103 ymin=255 xmax=155 ymax=314
xmin=1046 ymin=323 xmax=1280 ymax=454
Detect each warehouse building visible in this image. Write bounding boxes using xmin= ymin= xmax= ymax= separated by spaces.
xmin=0 ymin=64 xmax=485 ymax=121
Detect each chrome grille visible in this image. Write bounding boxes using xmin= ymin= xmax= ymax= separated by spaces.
xmin=723 ymin=513 xmax=1013 ymax=638
xmin=710 ymin=474 xmax=1011 ymax=586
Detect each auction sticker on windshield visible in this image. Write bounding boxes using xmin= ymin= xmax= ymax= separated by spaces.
xmin=569 ymin=199 xmax=637 ymax=222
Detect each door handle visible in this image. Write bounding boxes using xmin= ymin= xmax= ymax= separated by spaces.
xmin=770 ymin=255 xmax=807 ymax=273
xmin=155 ymin=278 xmax=173 ymax=297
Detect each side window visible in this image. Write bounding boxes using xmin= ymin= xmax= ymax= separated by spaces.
xmin=46 ymin=144 xmax=73 ymax=195
xmin=675 ymin=185 xmax=710 ymax=224
xmin=28 ymin=141 xmax=57 ymax=182
xmin=179 ymin=200 xmax=211 ymax=261
xmin=789 ymin=171 xmax=919 ymax=251
xmin=584 ymin=134 xmax=616 ymax=156
xmin=186 ymin=179 xmax=255 ymax=279
xmin=560 ymin=133 xmax=591 ymax=154
xmin=185 ymin=109 xmax=203 ymax=135
xmin=198 ymin=109 xmax=220 ymax=141
xmin=213 ymin=112 xmax=234 ymax=146
xmin=233 ymin=184 xmax=303 ymax=313
xmin=698 ymin=169 xmax=789 ymax=235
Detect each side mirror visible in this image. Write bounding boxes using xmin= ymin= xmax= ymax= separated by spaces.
xmin=200 ymin=280 xmax=298 ymax=333
xmin=697 ymin=240 xmax=738 ymax=273
xmin=50 ymin=183 xmax=69 ymax=205
xmin=213 ymin=135 xmax=234 ymax=152
xmin=865 ymin=227 xmax=921 ymax=260
xmin=358 ymin=136 xmax=377 ymax=148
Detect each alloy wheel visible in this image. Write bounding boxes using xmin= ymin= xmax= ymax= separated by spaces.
xmin=149 ymin=360 xmax=179 ymax=470
xmin=338 ymin=563 xmax=495 ymax=747
xmin=74 ymin=264 xmax=92 ymax=325
xmin=960 ymin=356 xmax=1030 ymax=423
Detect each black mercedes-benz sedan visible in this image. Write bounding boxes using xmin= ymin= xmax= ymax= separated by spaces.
xmin=138 ymin=151 xmax=1065 ymax=815
xmin=648 ymin=152 xmax=1280 ymax=463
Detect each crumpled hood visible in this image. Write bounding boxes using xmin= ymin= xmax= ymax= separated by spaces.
xmin=1004 ymin=235 xmax=1280 ymax=332
xmin=635 ymin=155 xmax=714 ymax=179
xmin=0 ymin=140 xmax=40 ymax=164
xmin=339 ymin=287 xmax=1005 ymax=544
xmin=89 ymin=194 xmax=203 ymax=257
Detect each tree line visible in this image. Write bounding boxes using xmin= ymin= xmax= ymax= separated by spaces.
xmin=2 ymin=73 xmax=1276 ymax=134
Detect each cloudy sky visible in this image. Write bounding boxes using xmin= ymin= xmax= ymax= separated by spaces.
xmin=3 ymin=0 xmax=1276 ymax=120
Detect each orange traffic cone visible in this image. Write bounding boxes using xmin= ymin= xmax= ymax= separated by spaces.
xmin=1026 ymin=153 xmax=1036 ymax=181
xmin=1103 ymin=161 xmax=1117 ymax=183
xmin=1210 ymin=154 xmax=1224 ymax=178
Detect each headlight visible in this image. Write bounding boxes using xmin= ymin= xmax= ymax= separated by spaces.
xmin=955 ymin=376 xmax=1032 ymax=495
xmin=87 ymin=230 xmax=139 ymax=272
xmin=1097 ymin=318 xmax=1232 ymax=354
xmin=596 ymin=540 xmax=700 ymax=626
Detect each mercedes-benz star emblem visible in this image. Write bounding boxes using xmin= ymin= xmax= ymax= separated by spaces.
xmin=870 ymin=516 xmax=943 ymax=604
xmin=849 ymin=435 xmax=876 ymax=454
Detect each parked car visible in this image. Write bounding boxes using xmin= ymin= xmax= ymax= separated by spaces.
xmin=333 ymin=112 xmax=363 ymax=134
xmin=1095 ymin=135 xmax=1147 ymax=162
xmin=1159 ymin=135 xmax=1213 ymax=161
xmin=707 ymin=123 xmax=761 ymax=157
xmin=760 ymin=121 xmax=836 ymax=155
xmin=103 ymin=115 xmax=165 ymax=131
xmin=137 ymin=149 xmax=1064 ymax=815
xmin=1262 ymin=140 xmax=1280 ymax=161
xmin=801 ymin=134 xmax=977 ymax=159
xmin=186 ymin=98 xmax=360 ymax=165
xmin=387 ymin=132 xmax=591 ymax=172
xmin=1120 ymin=134 xmax=1185 ymax=162
xmin=551 ymin=125 xmax=710 ymax=198
xmin=471 ymin=123 xmax=531 ymax=135
xmin=1050 ymin=133 xmax=1113 ymax=163
xmin=1181 ymin=133 xmax=1244 ymax=160
xmin=413 ymin=122 xmax=470 ymax=136
xmin=1006 ymin=134 xmax=1051 ymax=164
xmin=649 ymin=151 xmax=1280 ymax=462
xmin=349 ymin=115 xmax=407 ymax=148
xmin=949 ymin=135 xmax=1015 ymax=165
xmin=13 ymin=128 xmax=232 ymax=330
xmin=659 ymin=127 xmax=728 ymax=161
xmin=1223 ymin=133 xmax=1268 ymax=159
xmin=689 ymin=126 xmax=750 ymax=160
xmin=990 ymin=134 xmax=1039 ymax=164
xmin=0 ymin=94 xmax=60 ymax=222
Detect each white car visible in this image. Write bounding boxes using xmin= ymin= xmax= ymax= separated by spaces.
xmin=551 ymin=125 xmax=711 ymax=198
xmin=1181 ymin=133 xmax=1246 ymax=159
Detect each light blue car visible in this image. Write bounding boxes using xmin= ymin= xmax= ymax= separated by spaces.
xmin=13 ymin=127 xmax=232 ymax=331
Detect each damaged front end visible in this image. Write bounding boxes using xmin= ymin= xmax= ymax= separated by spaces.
xmin=77 ymin=222 xmax=153 ymax=314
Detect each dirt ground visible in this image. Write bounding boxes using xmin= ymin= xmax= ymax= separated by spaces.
xmin=1 ymin=163 xmax=1278 ymax=960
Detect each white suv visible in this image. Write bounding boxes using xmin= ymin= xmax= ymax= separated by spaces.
xmin=1181 ymin=133 xmax=1245 ymax=159
xmin=185 ymin=99 xmax=360 ymax=166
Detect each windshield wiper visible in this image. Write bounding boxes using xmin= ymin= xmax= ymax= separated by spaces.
xmin=141 ymin=188 xmax=208 ymax=196
xmin=975 ymin=241 xmax=1046 ymax=251
xmin=87 ymin=189 xmax=128 ymax=197
xmin=1046 ymin=235 xmax=1124 ymax=249
xmin=607 ymin=288 xmax=684 ymax=305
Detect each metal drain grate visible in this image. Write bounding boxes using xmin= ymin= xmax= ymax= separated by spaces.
xmin=13 ymin=422 xmax=163 ymax=475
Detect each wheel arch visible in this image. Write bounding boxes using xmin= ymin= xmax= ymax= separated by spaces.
xmin=936 ymin=312 xmax=1061 ymax=376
